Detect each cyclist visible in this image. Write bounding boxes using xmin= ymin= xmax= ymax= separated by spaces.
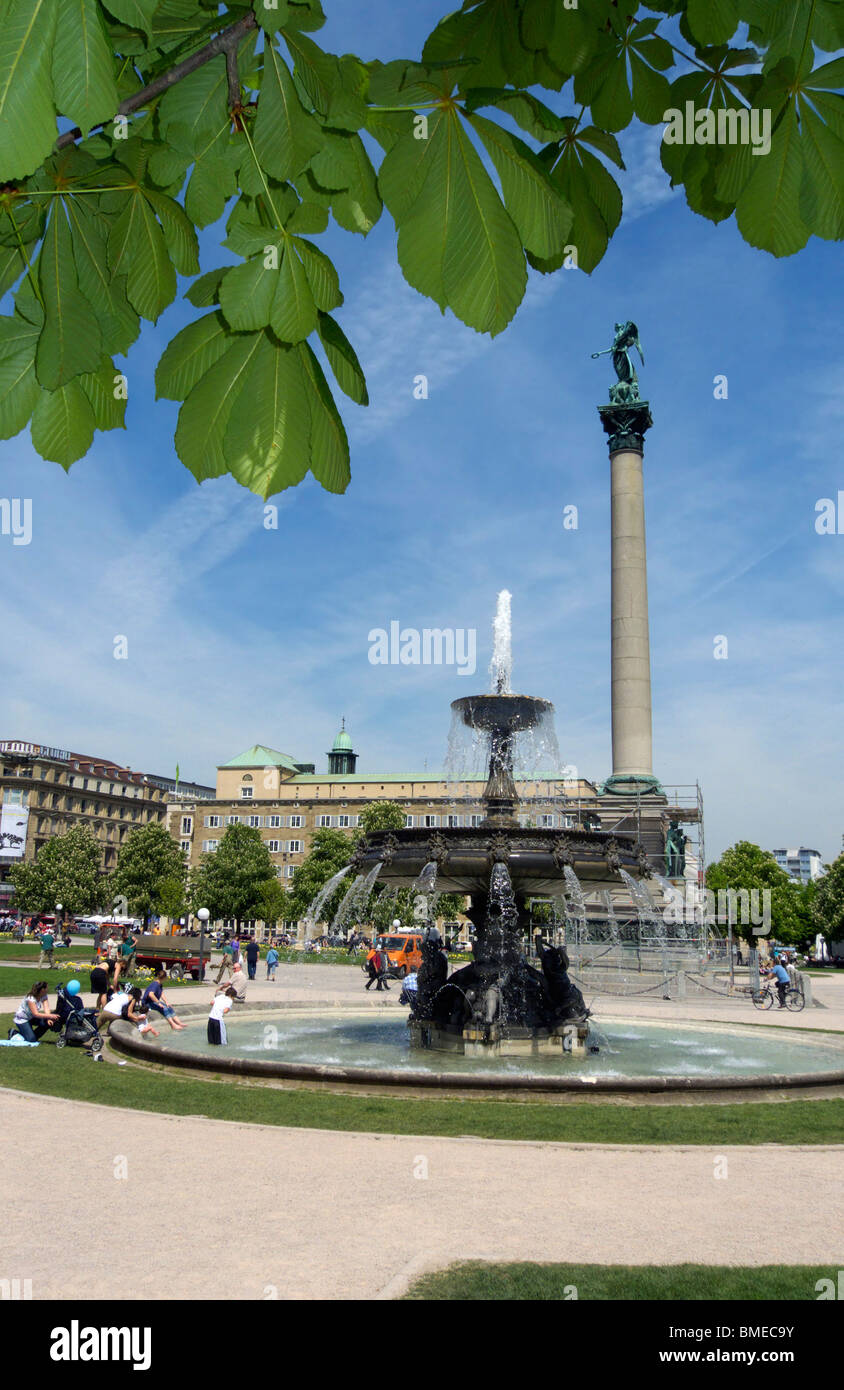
xmin=770 ymin=958 xmax=790 ymax=1008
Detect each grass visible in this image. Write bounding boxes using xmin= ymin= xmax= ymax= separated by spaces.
xmin=401 ymin=1261 xmax=838 ymax=1300
xmin=1 ymin=1013 xmax=844 ymax=1144
xmin=0 ymin=965 xmax=202 ymax=997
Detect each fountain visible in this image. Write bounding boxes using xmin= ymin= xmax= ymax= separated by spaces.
xmin=351 ymin=592 xmax=651 ymax=1058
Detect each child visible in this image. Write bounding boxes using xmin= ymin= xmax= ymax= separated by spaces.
xmin=207 ymin=987 xmax=236 ymax=1046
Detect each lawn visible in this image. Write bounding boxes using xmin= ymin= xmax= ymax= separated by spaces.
xmin=0 ymin=965 xmax=203 ymax=997
xmin=1 ymin=1013 xmax=844 ymax=1145
xmin=402 ymin=1262 xmax=838 ymax=1300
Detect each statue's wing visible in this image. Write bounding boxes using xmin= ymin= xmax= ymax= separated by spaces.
xmin=631 ymin=325 xmax=644 ymax=365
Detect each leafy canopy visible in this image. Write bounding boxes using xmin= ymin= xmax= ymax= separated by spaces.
xmin=110 ymin=820 xmax=188 ymax=922
xmin=705 ymin=839 xmax=810 ymax=946
xmin=8 ymin=824 xmax=108 ymax=915
xmin=0 ymin=1 xmax=840 ymax=494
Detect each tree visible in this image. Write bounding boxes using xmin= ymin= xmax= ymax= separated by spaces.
xmin=8 ymin=825 xmax=107 ymax=915
xmin=813 ymin=855 xmax=844 ymax=945
xmin=705 ymin=841 xmax=806 ymax=945
xmin=286 ymin=827 xmax=352 ymax=923
xmin=155 ymin=874 xmax=188 ymax=921
xmin=0 ymin=2 xmax=838 ymax=495
xmin=355 ymin=801 xmax=406 ymax=839
xmin=188 ymin=822 xmax=275 ymax=927
xmin=111 ymin=821 xmax=187 ymax=925
xmin=257 ymin=876 xmax=289 ymax=929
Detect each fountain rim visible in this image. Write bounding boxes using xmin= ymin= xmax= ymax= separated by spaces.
xmin=108 ymin=1006 xmax=844 ymax=1098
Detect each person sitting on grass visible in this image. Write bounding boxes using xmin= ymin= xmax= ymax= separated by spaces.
xmin=141 ymin=970 xmax=187 ymax=1031
xmin=10 ymin=982 xmax=60 ymax=1042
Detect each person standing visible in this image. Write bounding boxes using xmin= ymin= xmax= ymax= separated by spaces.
xmin=38 ymin=926 xmax=55 ymax=970
xmin=266 ymin=944 xmax=279 ymax=981
xmin=245 ymin=937 xmax=260 ymax=981
xmin=121 ymin=931 xmax=138 ymax=976
xmin=215 ymin=937 xmax=234 ymax=984
xmin=208 ymin=987 xmax=236 ymax=1045
xmin=89 ymin=957 xmax=111 ymax=1010
xmin=364 ymin=945 xmax=380 ymax=990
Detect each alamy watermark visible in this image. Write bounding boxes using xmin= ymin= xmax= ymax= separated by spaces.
xmin=368 ymin=622 xmax=476 ymax=677
xmin=662 ymin=102 xmax=771 ymax=157
xmin=0 ymin=498 xmax=32 ymax=546
xmin=662 ymin=884 xmax=772 ymax=936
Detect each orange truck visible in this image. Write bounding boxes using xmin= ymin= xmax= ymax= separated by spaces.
xmin=365 ymin=933 xmax=425 ymax=978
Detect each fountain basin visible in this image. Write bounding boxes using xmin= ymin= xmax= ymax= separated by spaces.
xmin=452 ymin=692 xmax=553 ymax=734
xmin=109 ymin=1005 xmax=844 ymax=1095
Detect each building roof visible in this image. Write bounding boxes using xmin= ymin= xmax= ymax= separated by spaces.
xmin=330 ymin=723 xmax=354 ymax=752
xmin=218 ymin=745 xmax=301 ymax=771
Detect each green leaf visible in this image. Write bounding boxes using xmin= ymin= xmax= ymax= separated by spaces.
xmin=52 ymin=0 xmax=118 ymax=136
xmin=798 ymin=102 xmax=844 ymax=240
xmin=465 ymin=89 xmax=568 ymax=141
xmin=252 ymin=40 xmax=322 ymax=181
xmin=31 ymin=378 xmax=96 ymax=466
xmin=36 ymin=203 xmax=103 ymax=390
xmin=0 ymin=243 xmax=26 ymax=298
xmin=184 ymin=152 xmax=238 ymax=228
xmin=380 ymin=111 xmax=527 ymax=335
xmin=298 ymin=341 xmax=349 ymax=493
xmin=469 ymin=112 xmax=572 ymax=260
xmin=100 ymin=0 xmax=158 ymax=42
xmin=284 ymin=29 xmax=367 ymax=130
xmin=316 ymin=312 xmax=368 ymax=405
xmin=155 ymin=311 xmax=231 ymax=401
xmin=587 ymin=50 xmax=634 ymax=133
xmin=142 ymin=189 xmax=200 ymax=275
xmin=629 ymin=52 xmax=672 ymax=124
xmin=0 ymin=0 xmax=59 ymax=181
xmin=293 ymin=236 xmax=342 ymax=311
xmin=735 ymin=103 xmax=810 ymax=256
xmin=174 ymin=331 xmax=263 ymax=480
xmin=0 ymin=334 xmax=39 ymax=439
xmin=577 ymin=126 xmax=625 ymax=169
xmin=286 ymin=201 xmax=329 ymax=234
xmin=269 ymin=242 xmax=318 ymax=342
xmin=223 ymin=330 xmax=311 ymax=497
xmin=108 ymin=191 xmax=177 ymax=321
xmin=78 ymin=356 xmax=127 ymax=431
xmin=65 ymin=197 xmax=140 ymax=355
xmin=686 ymin=0 xmax=740 ymax=45
xmin=185 ymin=267 xmax=228 ymax=308
xmin=252 ymin=0 xmax=290 ymax=32
xmin=158 ymin=59 xmax=228 ymax=152
xmin=218 ymin=253 xmax=279 ymax=331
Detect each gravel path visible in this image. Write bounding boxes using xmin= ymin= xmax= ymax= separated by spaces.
xmin=1 ymin=1087 xmax=842 ymax=1301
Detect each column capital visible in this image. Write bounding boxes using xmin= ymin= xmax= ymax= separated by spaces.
xmin=598 ymin=401 xmax=653 ymax=456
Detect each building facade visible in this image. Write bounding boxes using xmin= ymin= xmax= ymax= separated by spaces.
xmin=771 ymin=847 xmax=825 ymax=885
xmin=0 ymin=739 xmax=214 ymax=905
xmin=169 ymin=723 xmax=703 ymax=933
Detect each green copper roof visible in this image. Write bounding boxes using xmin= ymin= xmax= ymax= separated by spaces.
xmin=219 ymin=745 xmax=301 ymax=771
xmin=331 ymin=730 xmax=353 ymax=752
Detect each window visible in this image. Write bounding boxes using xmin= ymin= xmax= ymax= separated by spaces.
xmin=269 ymin=815 xmax=281 ymax=828
xmin=317 ymin=814 xmax=331 ymax=827
xmin=424 ymin=815 xmax=438 ymax=828
xmin=470 ymin=814 xmax=482 ymax=827
xmin=205 ymin=815 xmax=221 ymax=828
xmin=202 ymin=839 xmax=219 ymax=852
xmin=337 ymin=815 xmax=350 ymax=827
xmin=180 ymin=840 xmax=191 ymax=854
xmin=181 ymin=816 xmax=193 ymax=835
xmin=249 ymin=815 xmax=261 ymax=827
xmin=287 ymin=840 xmax=302 ymax=854
xmin=446 ymin=815 xmax=460 ymax=828
xmin=267 ymin=840 xmax=280 ymax=853
xmin=404 ymin=815 xmax=414 ymax=827
xmin=240 ymin=787 xmax=253 ymax=799
xmin=284 ymin=865 xmax=295 ymax=878
xmin=539 ymin=814 xmax=555 ymax=828
xmin=289 ymin=814 xmax=303 ymax=828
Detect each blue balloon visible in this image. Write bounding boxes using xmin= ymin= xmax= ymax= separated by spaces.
xmin=66 ymin=979 xmax=81 ymax=995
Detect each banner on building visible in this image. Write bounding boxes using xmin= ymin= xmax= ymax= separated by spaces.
xmin=0 ymin=804 xmax=29 ymax=857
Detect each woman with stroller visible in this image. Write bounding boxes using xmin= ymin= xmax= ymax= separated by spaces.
xmin=9 ymin=982 xmax=59 ymax=1042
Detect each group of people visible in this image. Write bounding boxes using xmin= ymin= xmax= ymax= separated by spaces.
xmin=215 ymin=935 xmax=280 ymax=983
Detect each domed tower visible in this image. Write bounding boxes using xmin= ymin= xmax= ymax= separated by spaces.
xmin=327 ymin=719 xmax=358 ymax=776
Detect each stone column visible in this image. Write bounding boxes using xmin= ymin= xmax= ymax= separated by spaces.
xmin=598 ymin=401 xmax=660 ymax=794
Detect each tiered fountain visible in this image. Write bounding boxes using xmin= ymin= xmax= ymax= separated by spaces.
xmin=352 ymin=593 xmax=650 ymax=1058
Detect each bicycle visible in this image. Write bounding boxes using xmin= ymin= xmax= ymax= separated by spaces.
xmin=751 ymin=983 xmax=805 ymax=1012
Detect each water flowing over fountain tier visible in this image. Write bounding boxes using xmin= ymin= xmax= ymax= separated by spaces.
xmin=352 ymin=824 xmax=645 ymax=903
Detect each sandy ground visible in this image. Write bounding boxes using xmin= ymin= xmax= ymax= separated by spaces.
xmin=1 ymin=964 xmax=842 ymax=1300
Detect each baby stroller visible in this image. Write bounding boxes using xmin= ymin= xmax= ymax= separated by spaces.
xmin=54 ymin=984 xmax=103 ymax=1053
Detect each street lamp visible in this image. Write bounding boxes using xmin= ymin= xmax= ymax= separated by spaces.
xmin=197 ymin=908 xmax=210 ymax=981
xmin=56 ymin=903 xmax=63 ymax=937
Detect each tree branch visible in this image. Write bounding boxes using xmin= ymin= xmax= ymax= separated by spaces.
xmin=54 ymin=10 xmax=257 ymax=153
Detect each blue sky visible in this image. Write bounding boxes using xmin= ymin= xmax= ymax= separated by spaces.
xmin=1 ymin=2 xmax=842 ymax=864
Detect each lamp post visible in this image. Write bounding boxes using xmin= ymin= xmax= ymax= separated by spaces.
xmin=56 ymin=902 xmax=63 ymax=938
xmin=197 ymin=908 xmax=210 ymax=982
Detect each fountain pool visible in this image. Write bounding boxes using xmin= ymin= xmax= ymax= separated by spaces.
xmin=113 ymin=1007 xmax=844 ymax=1094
